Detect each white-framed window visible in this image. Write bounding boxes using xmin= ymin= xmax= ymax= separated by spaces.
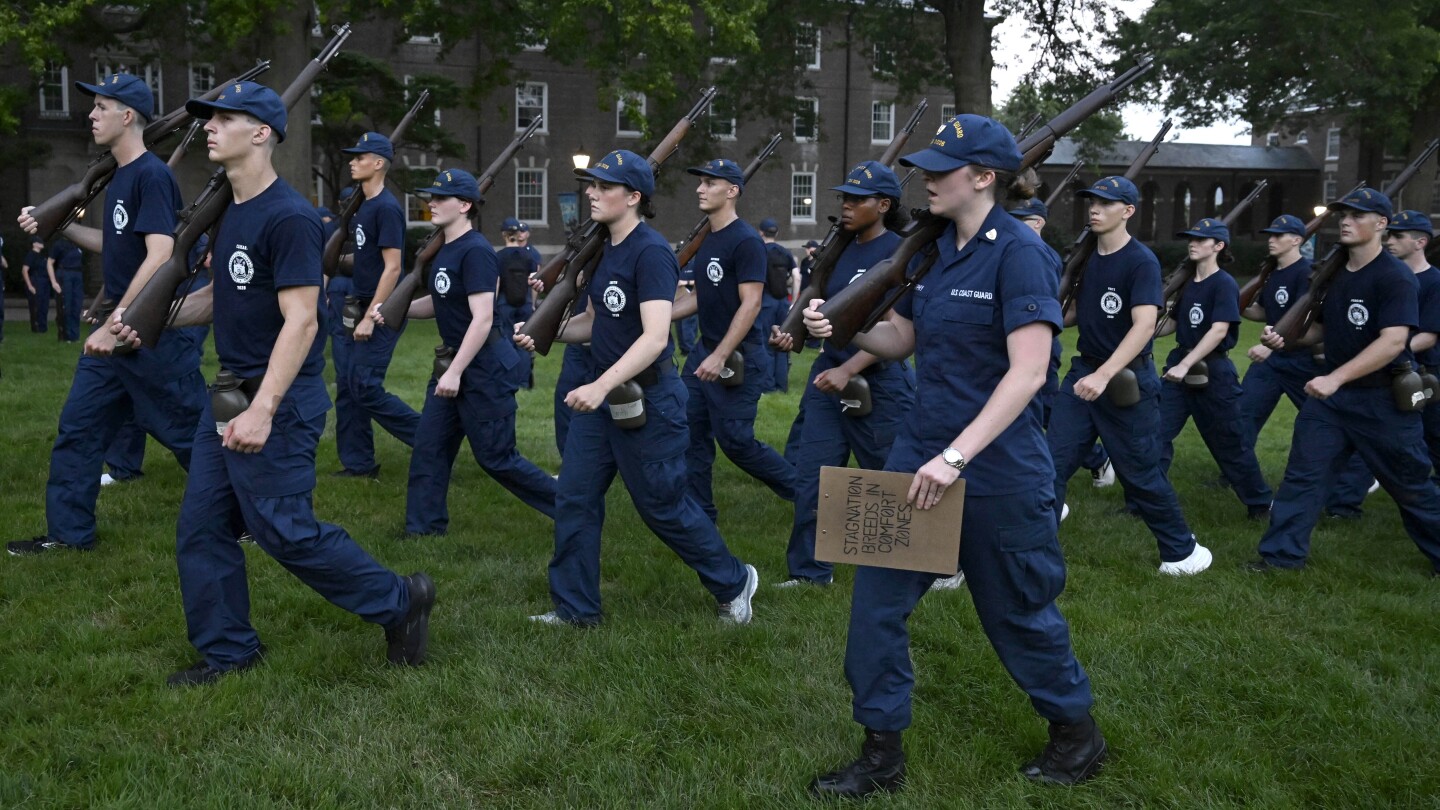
xmin=407 ymin=30 xmax=441 ymax=45
xmin=940 ymin=103 xmax=956 ymax=122
xmin=617 ymin=92 xmax=645 ymax=137
xmin=188 ymin=63 xmax=215 ymax=98
xmin=404 ymin=75 xmax=441 ymax=125
xmin=520 ymin=26 xmax=546 ymax=51
xmin=1323 ymin=175 xmax=1337 ymax=203
xmin=405 ymin=179 xmax=435 ymax=227
xmin=1326 ymin=127 xmax=1341 ymax=160
xmin=516 ymin=82 xmax=547 ymax=132
xmin=39 ymin=61 xmax=69 ymax=118
xmin=516 ymin=167 xmax=547 ymax=224
xmin=1265 ymin=132 xmax=1280 ymax=147
xmin=709 ymin=98 xmax=736 ymax=141
xmin=707 ymin=26 xmax=736 ymax=64
xmin=793 ymin=97 xmax=819 ymax=142
xmin=791 ymin=171 xmax=817 ymax=223
xmin=871 ymin=101 xmax=895 ymax=144
xmin=796 ymin=23 xmax=821 ymax=70
xmin=95 ymin=60 xmax=163 ymax=117
xmin=1296 ymin=129 xmax=1308 ymax=145
xmin=872 ymin=44 xmax=896 ymax=78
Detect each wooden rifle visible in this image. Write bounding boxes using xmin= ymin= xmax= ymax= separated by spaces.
xmin=373 ymin=114 xmax=545 ymax=328
xmin=1274 ymin=138 xmax=1440 ymax=346
xmin=1043 ymin=160 xmax=1084 ymax=210
xmin=1237 ymin=182 xmax=1362 ymax=311
xmin=1154 ymin=178 xmax=1268 ymax=337
xmin=519 ymin=87 xmax=718 ymax=356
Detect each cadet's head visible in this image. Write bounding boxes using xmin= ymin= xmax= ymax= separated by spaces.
xmin=803 ymin=239 xmax=820 ymax=255
xmin=1006 ymin=196 xmax=1049 ymax=236
xmin=899 ymin=114 xmax=1027 ymax=222
xmin=76 ymin=74 xmax=153 ymax=145
xmin=758 ymin=217 xmax=780 ymax=240
xmin=501 ymin=217 xmax=530 ymax=245
xmin=31 ymin=236 xmax=44 ymax=251
xmin=343 ymin=132 xmax=394 ymax=181
xmin=1384 ymin=210 xmax=1433 ymax=259
xmin=1327 ymin=188 xmax=1392 ymax=247
xmin=830 ymin=161 xmax=904 ymax=233
xmin=1076 ymin=176 xmax=1139 ymax=236
xmin=688 ymin=159 xmax=745 ymax=214
xmin=575 ymin=149 xmax=655 ymax=223
xmin=1259 ymin=214 xmax=1306 ymax=257
xmin=1178 ymin=218 xmax=1232 ymax=265
xmin=416 ymin=169 xmax=482 ymax=227
xmin=186 ymin=81 xmax=288 ymax=162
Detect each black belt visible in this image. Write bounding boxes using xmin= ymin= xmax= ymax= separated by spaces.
xmin=1177 ymin=349 xmax=1229 ymax=362
xmin=1079 ymin=352 xmax=1152 ymax=371
xmin=1347 ymin=371 xmax=1391 ymax=389
xmin=598 ymin=364 xmax=664 ymax=387
xmin=701 ymin=337 xmax=761 ymax=354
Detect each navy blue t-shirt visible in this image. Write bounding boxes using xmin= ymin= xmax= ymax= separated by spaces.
xmin=1076 ymin=237 xmax=1163 ymax=359
xmin=1260 ymin=256 xmax=1312 ymax=326
xmin=822 ymin=230 xmax=901 ymax=366
xmin=429 ymin=230 xmax=500 ymax=348
xmin=693 ymin=218 xmax=767 ymax=346
xmin=24 ymin=248 xmax=48 ymax=278
xmin=894 ymin=207 xmax=1062 ymax=496
xmin=587 ymin=221 xmax=678 ymax=375
xmin=350 ymin=189 xmax=406 ymax=299
xmin=49 ymin=239 xmax=83 ymax=271
xmin=1414 ymin=265 xmax=1440 ymax=369
xmin=102 ymin=151 xmax=182 ymax=301
xmin=1175 ymin=269 xmax=1241 ymax=353
xmin=1317 ymin=250 xmax=1418 ymax=371
xmin=764 ymin=240 xmax=796 ymax=299
xmin=212 ymin=178 xmax=327 ymax=379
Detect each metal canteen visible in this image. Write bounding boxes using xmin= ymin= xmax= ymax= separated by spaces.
xmin=1107 ymin=367 xmax=1141 ymax=407
xmin=341 ymin=295 xmax=365 ymax=337
xmin=433 ymin=345 xmax=457 ymax=379
xmin=839 ymin=374 xmax=873 ymax=417
xmin=1183 ymin=359 xmax=1209 ymax=389
xmin=606 ymin=379 xmax=647 ymax=428
xmin=1392 ymin=361 xmax=1426 ymax=412
xmin=210 ymin=369 xmax=250 ymax=436
xmin=718 ymin=349 xmax=744 ymax=387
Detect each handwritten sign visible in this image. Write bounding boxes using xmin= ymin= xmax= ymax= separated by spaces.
xmin=815 ymin=467 xmax=963 ymax=575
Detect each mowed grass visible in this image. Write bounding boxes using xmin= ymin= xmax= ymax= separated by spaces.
xmin=1 ymin=317 xmax=1438 ymax=809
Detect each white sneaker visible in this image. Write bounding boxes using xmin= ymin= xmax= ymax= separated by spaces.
xmin=774 ymin=576 xmax=830 ymax=588
xmin=929 ymin=571 xmax=966 ymax=591
xmin=718 ymin=564 xmax=759 ymax=624
xmin=1367 ymin=479 xmax=1380 ymax=495
xmin=1158 ymin=542 xmax=1213 ymax=576
xmin=1061 ymin=503 xmax=1071 ymax=522
xmin=99 ymin=473 xmax=117 ymax=487
xmin=1091 ymin=459 xmax=1115 ymax=488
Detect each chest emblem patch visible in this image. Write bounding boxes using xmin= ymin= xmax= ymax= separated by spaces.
xmin=355 ymin=224 xmax=367 ymax=249
xmin=1188 ymin=303 xmax=1204 ymax=326
xmin=604 ymin=282 xmax=627 ymax=313
xmin=434 ymin=269 xmax=451 ymax=295
xmin=1100 ymin=291 xmax=1123 ymax=315
xmin=228 ymin=249 xmax=255 ymax=286
xmin=1275 ymin=286 xmax=1289 ymax=306
xmin=706 ymin=258 xmax=724 ymax=283
xmin=1348 ymin=301 xmax=1369 ymax=327
xmin=112 ymin=202 xmax=129 ymax=232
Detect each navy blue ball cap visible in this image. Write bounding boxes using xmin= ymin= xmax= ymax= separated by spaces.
xmin=415 ymin=168 xmax=481 ymax=201
xmin=1259 ymin=214 xmax=1307 ymax=237
xmin=830 ymin=160 xmax=902 ymax=198
xmin=338 ymin=186 xmax=355 ymax=201
xmin=501 ymin=217 xmax=529 ymax=232
xmin=75 ymin=73 xmax=154 ymax=121
xmin=341 ymin=131 xmax=394 ymax=160
xmin=1388 ymin=209 xmax=1433 ymax=237
xmin=687 ymin=158 xmax=745 ymax=188
xmin=185 ymin=81 xmax=288 ymax=142
xmin=899 ymin=114 xmax=1022 ymax=174
xmin=803 ymin=239 xmax=820 ymax=249
xmin=759 ymin=218 xmax=779 ymax=234
xmin=1076 ymin=175 xmax=1139 ymax=206
xmin=575 ymin=149 xmax=654 ymax=197
xmin=1328 ymin=187 xmax=1393 ymax=219
xmin=1006 ymin=197 xmax=1049 ymax=220
xmin=1177 ymin=217 xmax=1231 ymax=244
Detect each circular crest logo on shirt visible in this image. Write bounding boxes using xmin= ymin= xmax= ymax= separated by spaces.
xmin=1275 ymin=286 xmax=1289 ymax=306
xmin=1348 ymin=302 xmax=1369 ymax=326
xmin=227 ymin=250 xmax=255 ymax=285
xmin=706 ymin=259 xmax=724 ymax=283
xmin=434 ymin=269 xmax=451 ymax=295
xmin=1100 ymin=291 xmax=1123 ymax=315
xmin=603 ymin=282 xmax=627 ymax=313
xmin=355 ymin=224 xmax=367 ymax=250
xmin=1188 ymin=303 xmax=1204 ymax=326
xmin=111 ymin=202 xmax=129 ymax=232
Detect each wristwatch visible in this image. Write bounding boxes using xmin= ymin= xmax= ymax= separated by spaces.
xmin=941 ymin=447 xmax=967 ymax=472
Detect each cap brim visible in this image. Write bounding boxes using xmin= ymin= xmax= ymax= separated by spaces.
xmin=184 ymin=99 xmax=286 ymax=142
xmin=1075 ymin=188 xmax=1131 ymax=203
xmin=897 ymin=148 xmax=968 ymax=173
xmin=829 ymin=183 xmax=889 ymax=196
xmin=687 ymin=167 xmax=744 ymax=187
xmin=574 ymin=166 xmax=624 ymax=185
xmin=73 ymin=81 xmax=105 ymax=98
xmin=1258 ymin=227 xmax=1303 ymax=235
xmin=1328 ymin=201 xmax=1387 ymax=215
xmin=1176 ymin=230 xmax=1209 ymax=240
xmin=1006 ymin=207 xmax=1043 ymax=218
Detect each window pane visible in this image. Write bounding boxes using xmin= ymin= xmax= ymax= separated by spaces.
xmin=791 ymin=172 xmax=816 ymax=221
xmin=516 ymin=168 xmax=546 ymax=222
xmin=517 ymin=82 xmax=546 ymax=131
xmin=617 ymin=93 xmax=645 ymax=135
xmin=794 ymin=98 xmax=818 ymax=141
xmin=871 ymin=101 xmax=894 ymax=143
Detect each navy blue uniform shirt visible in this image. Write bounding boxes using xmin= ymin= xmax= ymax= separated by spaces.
xmin=212 ymin=177 xmax=327 ymax=379
xmin=1175 ymin=269 xmax=1241 ymax=353
xmin=1075 ymin=237 xmax=1163 ymax=359
xmin=1316 ymin=250 xmax=1418 ymax=371
xmin=102 ymin=152 xmax=182 ymax=300
xmin=49 ymin=239 xmax=83 ymax=271
xmin=350 ymin=189 xmax=406 ymax=299
xmin=588 ymin=222 xmax=677 ymax=376
xmin=1414 ymin=265 xmax=1440 ymax=369
xmin=894 ymin=206 xmax=1062 ymax=495
xmin=429 ymin=230 xmax=505 ymax=350
xmin=822 ymin=230 xmax=902 ymax=366
xmin=1260 ymin=256 xmax=1312 ymax=326
xmin=693 ymin=218 xmax=766 ymax=346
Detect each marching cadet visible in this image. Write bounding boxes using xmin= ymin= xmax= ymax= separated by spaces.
xmin=1046 ymin=176 xmax=1211 ymax=575
xmin=515 ymin=150 xmax=758 ymax=626
xmin=11 ymin=73 xmax=206 ymax=556
xmin=120 ymin=81 xmax=433 ymax=683
xmin=759 ymin=217 xmax=798 ymax=392
xmin=803 ymin=116 xmax=1102 ymax=797
xmin=496 ymin=217 xmax=541 ymax=389
xmin=1385 ymin=210 xmax=1440 ymax=478
xmin=682 ymin=159 xmax=797 ymax=523
xmin=1249 ymin=190 xmax=1440 ymax=573
xmin=333 ymin=131 xmax=419 ymax=478
xmin=386 ymin=169 xmax=556 ymax=535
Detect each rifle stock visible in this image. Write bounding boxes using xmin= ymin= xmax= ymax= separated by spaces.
xmin=322 ymin=88 xmax=431 ymax=277
xmin=774 ymin=99 xmax=929 ymax=351
xmin=675 ymin=132 xmax=784 ymax=268
xmin=1236 ymin=182 xmax=1363 ymax=311
xmin=1154 ymin=179 xmax=1267 ymax=337
xmin=1043 ymin=161 xmax=1084 ymax=210
xmin=1275 ymin=138 xmax=1440 ymax=346
xmin=820 ymin=63 xmax=1156 ymax=349
xmin=166 ymin=120 xmax=204 ymax=169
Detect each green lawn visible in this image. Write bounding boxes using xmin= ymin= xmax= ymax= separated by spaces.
xmin=2 ymin=319 xmax=1437 ymax=808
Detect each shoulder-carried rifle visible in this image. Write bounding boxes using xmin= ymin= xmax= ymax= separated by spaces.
xmin=519 ymin=87 xmax=718 ymax=356
xmin=773 ymin=98 xmax=929 ymax=351
xmin=816 ymin=59 xmax=1156 ymax=349
xmin=1043 ymin=160 xmax=1084 ymax=210
xmin=374 ymin=115 xmax=545 ymax=328
xmin=27 ymin=60 xmax=271 ymax=243
xmin=115 ymin=25 xmax=351 ymax=352
xmin=1153 ymin=178 xmax=1267 ymax=337
xmin=674 ymin=132 xmax=784 ymax=268
xmin=1274 ymin=138 xmax=1440 ymax=346
xmin=1236 ymin=182 xmax=1362 ymax=311
xmin=322 ymin=89 xmax=431 ymax=278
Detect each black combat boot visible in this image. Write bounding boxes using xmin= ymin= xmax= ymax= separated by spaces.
xmin=809 ymin=728 xmax=905 ymax=798
xmin=1020 ymin=714 xmax=1107 ymax=785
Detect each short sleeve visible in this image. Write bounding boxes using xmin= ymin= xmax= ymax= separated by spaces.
xmin=636 ymin=243 xmax=680 ymax=302
xmin=133 ymin=167 xmax=181 ymax=237
xmin=1376 ymin=265 xmax=1419 ymax=330
xmin=736 ymin=238 xmax=767 ymax=284
xmin=1418 ymin=274 xmax=1440 ymax=334
xmin=999 ymin=243 xmax=1062 ymax=335
xmin=377 ymin=198 xmax=407 ymax=250
xmin=1126 ymin=247 xmax=1165 ymax=308
xmin=1210 ymin=273 xmax=1241 ymax=323
xmin=270 ymin=212 xmax=324 ymax=290
xmin=462 ymin=244 xmax=499 ymax=297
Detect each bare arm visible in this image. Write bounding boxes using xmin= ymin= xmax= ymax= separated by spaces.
xmin=408 ymin=295 xmax=435 ymax=320
xmin=1164 ymin=321 xmax=1230 ymax=382
xmin=61 ymin=223 xmax=103 ymax=254
xmin=370 ymin=246 xmax=403 ymax=319
xmin=565 ymin=299 xmax=670 ymax=412
xmin=1411 ymin=331 xmax=1437 ymax=353
xmin=223 ymin=285 xmax=321 ymax=453
xmin=695 ymin=281 xmax=762 ymax=381
xmin=671 ymin=283 xmax=696 ymax=321
xmin=1072 ymin=305 xmax=1157 ymax=401
xmin=803 ymin=297 xmax=917 ymax=360
xmin=434 ymin=291 xmax=494 ymax=398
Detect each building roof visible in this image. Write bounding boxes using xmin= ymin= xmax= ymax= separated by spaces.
xmin=1043 ymin=138 xmax=1319 ymax=172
